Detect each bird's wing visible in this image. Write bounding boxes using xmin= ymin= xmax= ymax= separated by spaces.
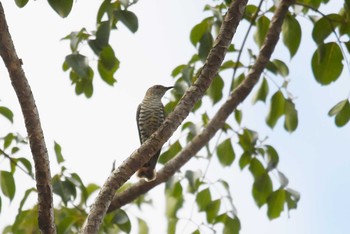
xmin=136 ymin=104 xmax=143 ymax=144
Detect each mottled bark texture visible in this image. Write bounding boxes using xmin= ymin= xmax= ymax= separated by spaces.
xmin=81 ymin=0 xmax=248 ymax=233
xmin=0 ymin=3 xmax=56 ymax=234
xmin=108 ymin=0 xmax=296 ymax=212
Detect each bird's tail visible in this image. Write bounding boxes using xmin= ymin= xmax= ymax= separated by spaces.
xmin=137 ymin=167 xmax=156 ymax=182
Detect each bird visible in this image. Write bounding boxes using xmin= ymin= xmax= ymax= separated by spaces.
xmin=136 ymin=85 xmax=173 ymax=182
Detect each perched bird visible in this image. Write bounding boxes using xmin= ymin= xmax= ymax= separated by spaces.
xmin=136 ymin=85 xmax=173 ymax=181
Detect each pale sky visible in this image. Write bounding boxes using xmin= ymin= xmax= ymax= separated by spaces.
xmin=0 ymin=1 xmax=349 ymax=234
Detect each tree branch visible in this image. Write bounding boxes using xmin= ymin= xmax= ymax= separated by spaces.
xmin=108 ymin=0 xmax=295 ymax=212
xmin=81 ymin=0 xmax=248 ymax=232
xmin=0 ymin=3 xmax=56 ymax=234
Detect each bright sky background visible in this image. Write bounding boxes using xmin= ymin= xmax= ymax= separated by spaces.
xmin=0 ymin=0 xmax=349 ymax=234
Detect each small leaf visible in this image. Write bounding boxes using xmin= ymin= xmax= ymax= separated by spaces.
xmin=249 ymin=158 xmax=265 ymax=180
xmin=114 ymin=10 xmax=139 ymax=33
xmin=48 ymin=0 xmax=73 ymax=18
xmin=196 ymin=188 xmax=211 ymax=211
xmin=254 ymin=16 xmax=270 ymax=48
xmin=113 ymin=209 xmax=131 ymax=233
xmin=282 ymin=14 xmax=301 ymax=57
xmin=65 ymin=54 xmax=90 ymax=79
xmin=198 ymin=32 xmax=213 ymax=61
xmin=267 ymin=189 xmax=286 ymax=219
xmin=335 ymin=100 xmax=350 ymax=127
xmin=54 ymin=141 xmax=65 ymax=164
xmin=207 ymin=75 xmax=224 ymax=104
xmin=159 ymin=141 xmax=182 ymax=164
xmin=284 ymin=99 xmax=298 ymax=132
xmin=17 ymin=158 xmax=33 ymax=177
xmin=98 ymin=46 xmax=119 ymax=85
xmin=185 ymin=170 xmax=201 ymax=193
xmin=15 ymin=0 xmax=29 ymax=8
xmin=216 ymin=138 xmax=235 ymax=167
xmin=234 ymin=109 xmax=242 ymax=124
xmin=277 ymin=170 xmax=289 ymax=188
xmin=328 ymin=99 xmax=348 ymax=116
xmin=252 ymin=173 xmax=273 ymax=207
xmin=272 ymin=59 xmax=289 ymax=77
xmin=266 ymin=91 xmax=285 ymax=128
xmin=18 ymin=188 xmax=36 ymax=212
xmin=252 ymin=78 xmax=269 ymax=104
xmin=138 ymin=218 xmax=149 ymax=234
xmin=239 ymin=152 xmax=251 ymax=170
xmin=311 ymin=42 xmax=343 ymax=85
xmin=265 ymin=145 xmax=279 ymax=170
xmin=190 ymin=19 xmax=211 ymax=46
xmin=0 ymin=171 xmax=16 ymax=201
xmin=206 ymin=199 xmax=221 ymax=223
xmin=312 ymin=14 xmax=341 ymax=44
xmin=0 ymin=106 xmax=14 ymax=123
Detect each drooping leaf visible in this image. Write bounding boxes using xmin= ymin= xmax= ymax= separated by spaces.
xmin=190 ymin=19 xmax=211 ymax=46
xmin=54 ymin=141 xmax=65 ymax=164
xmin=198 ymin=32 xmax=213 ymax=61
xmin=282 ymin=14 xmax=301 ymax=57
xmin=65 ymin=54 xmax=90 ymax=79
xmin=249 ymin=158 xmax=265 ymax=180
xmin=266 ymin=91 xmax=285 ymax=128
xmin=185 ymin=170 xmax=201 ymax=193
xmin=98 ymin=45 xmax=119 ymax=85
xmin=252 ymin=173 xmax=273 ymax=207
xmin=254 ymin=16 xmax=270 ymax=48
xmin=207 ymin=75 xmax=224 ymax=104
xmin=265 ymin=145 xmax=279 ymax=170
xmin=113 ymin=209 xmax=131 ymax=233
xmin=17 ymin=157 xmax=33 ymax=177
xmin=15 ymin=0 xmax=29 ymax=8
xmin=216 ymin=138 xmax=235 ymax=166
xmin=234 ymin=109 xmax=242 ymax=124
xmin=159 ymin=141 xmax=182 ymax=164
xmin=284 ymin=99 xmax=298 ymax=132
xmin=311 ymin=42 xmax=343 ymax=85
xmin=114 ymin=10 xmax=139 ymax=33
xmin=312 ymin=14 xmax=341 ymax=44
xmin=334 ymin=100 xmax=350 ymax=127
xmin=0 ymin=106 xmax=14 ymax=123
xmin=0 ymin=171 xmax=16 ymax=201
xmin=252 ymin=78 xmax=269 ymax=104
xmin=18 ymin=188 xmax=36 ymax=212
xmin=138 ymin=218 xmax=149 ymax=234
xmin=239 ymin=152 xmax=251 ymax=170
xmin=267 ymin=189 xmax=286 ymax=219
xmin=206 ymin=199 xmax=221 ymax=223
xmin=48 ymin=0 xmax=73 ymax=18
xmin=196 ymin=188 xmax=211 ymax=211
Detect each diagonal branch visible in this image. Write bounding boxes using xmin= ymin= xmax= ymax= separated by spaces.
xmin=81 ymin=0 xmax=248 ymax=232
xmin=0 ymin=2 xmax=56 ymax=234
xmin=108 ymin=0 xmax=295 ymax=212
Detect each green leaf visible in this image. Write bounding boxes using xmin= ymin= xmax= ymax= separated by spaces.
xmin=272 ymin=59 xmax=289 ymax=77
xmin=159 ymin=141 xmax=182 ymax=164
xmin=113 ymin=209 xmax=131 ymax=233
xmin=18 ymin=188 xmax=36 ymax=212
xmin=312 ymin=14 xmax=341 ymax=44
xmin=282 ymin=14 xmax=301 ymax=57
xmin=265 ymin=145 xmax=279 ymax=170
xmin=54 ymin=141 xmax=65 ymax=164
xmin=17 ymin=157 xmax=33 ymax=176
xmin=254 ymin=16 xmax=270 ymax=48
xmin=114 ymin=10 xmax=139 ymax=33
xmin=252 ymin=78 xmax=269 ymax=104
xmin=198 ymin=32 xmax=213 ymax=61
xmin=239 ymin=152 xmax=251 ymax=170
xmin=238 ymin=128 xmax=258 ymax=152
xmin=284 ymin=99 xmax=298 ymax=132
xmin=216 ymin=138 xmax=235 ymax=167
xmin=52 ymin=177 xmax=77 ymax=206
xmin=206 ymin=199 xmax=221 ymax=223
xmin=65 ymin=54 xmax=90 ymax=79
xmin=138 ymin=218 xmax=149 ymax=234
xmin=15 ymin=0 xmax=29 ymax=8
xmin=266 ymin=91 xmax=285 ymax=128
xmin=334 ymin=100 xmax=350 ymax=127
xmin=249 ymin=158 xmax=265 ymax=180
xmin=207 ymin=75 xmax=224 ymax=104
xmin=0 ymin=106 xmax=14 ymax=123
xmin=252 ymin=173 xmax=273 ymax=207
xmin=267 ymin=189 xmax=286 ymax=219
xmin=223 ymin=216 xmax=240 ymax=234
xmin=185 ymin=170 xmax=201 ymax=193
xmin=190 ymin=19 xmax=211 ymax=46
xmin=0 ymin=171 xmax=16 ymax=201
xmin=329 ymin=99 xmax=348 ymax=116
xmin=48 ymin=0 xmax=73 ymax=18
xmin=196 ymin=188 xmax=211 ymax=211
xmin=234 ymin=109 xmax=242 ymax=124
xmin=98 ymin=45 xmax=119 ymax=85
xmin=86 ymin=183 xmax=100 ymax=199
xmin=4 ymin=133 xmax=15 ymax=149
xmin=311 ymin=42 xmax=343 ymax=85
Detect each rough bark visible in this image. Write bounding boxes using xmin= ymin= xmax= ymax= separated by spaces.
xmin=108 ymin=0 xmax=295 ymax=212
xmin=0 ymin=2 xmax=56 ymax=234
xmin=81 ymin=0 xmax=248 ymax=233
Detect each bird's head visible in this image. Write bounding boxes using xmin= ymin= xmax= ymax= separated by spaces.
xmin=146 ymin=85 xmax=174 ymax=98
